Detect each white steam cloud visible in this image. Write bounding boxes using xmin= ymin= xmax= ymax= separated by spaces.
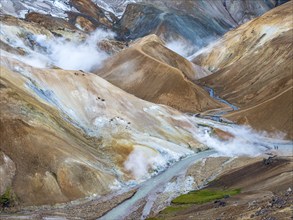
xmin=2 ymin=28 xmax=115 ymax=72
xmin=192 ymin=121 xmax=290 ymax=157
xmin=187 ymin=39 xmax=220 ymax=61
xmin=123 ymin=118 xmax=292 ymax=182
xmin=35 ymin=30 xmax=114 ymax=71
xmin=165 ymin=40 xmax=197 ymax=57
xmin=124 ymin=148 xmax=150 ymax=179
xmin=166 ymin=36 xmax=219 ymax=58
xmin=124 ymin=147 xmax=166 ymax=180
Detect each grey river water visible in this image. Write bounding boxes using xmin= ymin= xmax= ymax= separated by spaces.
xmin=99 ymin=150 xmax=216 ymax=220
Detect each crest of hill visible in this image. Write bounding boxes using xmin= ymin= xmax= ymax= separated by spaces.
xmin=95 ymin=34 xmax=227 ymax=113
xmin=192 ymin=1 xmax=293 ymax=138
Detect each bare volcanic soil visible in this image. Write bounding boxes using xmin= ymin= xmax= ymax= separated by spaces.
xmin=95 ymin=35 xmax=227 ymax=113
xmin=193 ymin=1 xmax=293 ymax=138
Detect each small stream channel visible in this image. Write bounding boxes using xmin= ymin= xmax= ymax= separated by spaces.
xmin=204 ymin=86 xmax=239 ymax=113
xmin=196 ymin=86 xmax=239 ymax=122
xmin=99 ymin=150 xmax=216 ymax=220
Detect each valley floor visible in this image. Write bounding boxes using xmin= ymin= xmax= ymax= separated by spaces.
xmin=1 ymin=153 xmax=292 ymax=220
xmin=151 ymin=156 xmax=293 ymax=220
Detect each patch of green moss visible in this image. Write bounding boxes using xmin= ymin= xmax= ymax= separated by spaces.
xmin=172 ymin=188 xmax=241 ymax=204
xmin=197 ymin=123 xmax=211 ymax=128
xmin=160 ymin=204 xmax=190 ymax=214
xmin=0 ymin=188 xmax=12 ymax=207
xmin=0 ymin=188 xmax=15 ymax=208
xmin=146 ymin=217 xmax=162 ymax=220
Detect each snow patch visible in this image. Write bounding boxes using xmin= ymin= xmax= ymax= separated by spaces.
xmin=0 ymin=0 xmax=78 ymax=19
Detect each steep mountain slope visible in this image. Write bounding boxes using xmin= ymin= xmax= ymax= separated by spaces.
xmin=95 ymin=34 xmax=227 ymax=113
xmin=1 ymin=0 xmax=287 ymax=54
xmin=116 ymin=0 xmax=287 ymax=54
xmin=226 ymin=88 xmax=293 ymax=138
xmin=221 ymin=0 xmax=287 ymax=24
xmin=0 ymin=54 xmax=212 ymax=206
xmin=142 ymin=0 xmax=279 ymax=25
xmin=0 ymin=16 xmax=215 ymax=205
xmin=117 ymin=2 xmax=235 ymax=53
xmin=193 ymin=1 xmax=293 ymax=138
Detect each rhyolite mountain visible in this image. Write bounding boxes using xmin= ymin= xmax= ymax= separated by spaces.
xmin=193 ymin=1 xmax=293 ymax=138
xmin=94 ymin=34 xmax=227 ymax=113
xmin=0 ymin=48 xmax=206 ymax=205
xmin=118 ymin=0 xmax=287 ymax=52
xmin=0 ymin=0 xmax=292 ymax=217
xmin=0 ymin=6 xmax=222 ymax=206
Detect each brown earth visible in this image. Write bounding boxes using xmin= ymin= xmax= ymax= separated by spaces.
xmin=68 ymin=0 xmax=115 ymax=28
xmin=226 ymin=87 xmax=293 ymax=138
xmin=193 ymin=1 xmax=293 ymax=138
xmin=95 ymin=34 xmax=227 ymax=113
xmin=0 ymin=66 xmax=116 ymax=206
xmin=25 ymin=12 xmax=77 ymax=32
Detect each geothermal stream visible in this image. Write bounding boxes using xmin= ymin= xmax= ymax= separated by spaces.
xmin=100 ymin=150 xmax=216 ymax=220
xmin=204 ymin=86 xmax=239 ymax=113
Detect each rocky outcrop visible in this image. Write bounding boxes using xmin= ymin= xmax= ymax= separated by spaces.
xmin=68 ymin=0 xmax=116 ymax=28
xmin=0 ymin=152 xmax=16 ymax=196
xmin=1 ymin=0 xmax=287 ymax=53
xmin=25 ymin=12 xmax=77 ymax=31
xmin=117 ymin=2 xmax=234 ymax=52
xmin=116 ymin=0 xmax=287 ymax=53
xmin=193 ymin=1 xmax=293 ymax=138
xmin=221 ymin=0 xmax=284 ymax=24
